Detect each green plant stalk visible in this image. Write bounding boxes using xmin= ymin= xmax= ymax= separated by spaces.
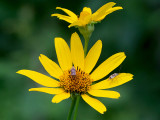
xmin=67 ymin=96 xmax=76 ymax=120
xmin=73 ymin=95 xmax=81 ymax=120
xmin=78 ymin=24 xmax=94 ymax=56
xmin=84 ymin=36 xmax=90 ymax=56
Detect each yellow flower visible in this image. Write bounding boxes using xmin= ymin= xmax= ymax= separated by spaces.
xmin=51 ymin=2 xmax=123 ymax=28
xmin=17 ymin=32 xmax=133 ymax=114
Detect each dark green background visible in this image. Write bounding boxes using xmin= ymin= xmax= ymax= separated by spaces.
xmin=0 ymin=0 xmax=160 ymax=120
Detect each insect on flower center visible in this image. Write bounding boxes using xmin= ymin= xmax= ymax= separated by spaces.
xmin=59 ymin=66 xmax=92 ymax=94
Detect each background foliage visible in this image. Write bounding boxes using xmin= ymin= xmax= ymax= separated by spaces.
xmin=0 ymin=0 xmax=160 ymax=120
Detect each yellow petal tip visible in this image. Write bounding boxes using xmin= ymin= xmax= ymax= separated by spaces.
xmin=68 ymin=24 xmax=73 ymax=28
xmin=110 ymin=2 xmax=116 ymax=4
xmin=52 ymin=99 xmax=59 ymax=103
xmin=39 ymin=54 xmax=45 ymax=58
xmin=72 ymin=32 xmax=78 ymax=36
xmin=97 ymin=40 xmax=102 ymax=44
xmin=54 ymin=37 xmax=61 ymax=40
xmin=51 ymin=14 xmax=56 ymax=17
xmin=101 ymin=109 xmax=107 ymax=114
xmin=28 ymin=89 xmax=32 ymax=92
xmin=104 ymin=2 xmax=116 ymax=6
xmin=117 ymin=7 xmax=123 ymax=10
xmin=117 ymin=94 xmax=121 ymax=99
xmin=52 ymin=100 xmax=56 ymax=103
xmin=127 ymin=73 xmax=134 ymax=79
xmin=119 ymin=52 xmax=126 ymax=57
xmin=56 ymin=7 xmax=60 ymax=9
xmin=16 ymin=70 xmax=24 ymax=74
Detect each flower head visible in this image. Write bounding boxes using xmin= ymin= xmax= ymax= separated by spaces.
xmin=17 ymin=32 xmax=133 ymax=114
xmin=51 ymin=2 xmax=123 ymax=28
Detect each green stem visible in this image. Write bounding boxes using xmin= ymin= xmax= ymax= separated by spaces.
xmin=84 ymin=36 xmax=89 ymax=56
xmin=67 ymin=96 xmax=76 ymax=120
xmin=73 ymin=95 xmax=80 ymax=120
xmin=78 ymin=24 xmax=94 ymax=56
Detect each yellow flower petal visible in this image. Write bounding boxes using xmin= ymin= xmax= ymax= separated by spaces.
xmin=79 ymin=11 xmax=91 ymax=25
xmin=39 ymin=54 xmax=63 ymax=79
xmin=90 ymin=52 xmax=126 ymax=81
xmin=68 ymin=21 xmax=81 ymax=28
xmin=82 ymin=7 xmax=92 ymax=14
xmin=88 ymin=89 xmax=120 ymax=99
xmin=92 ymin=2 xmax=116 ymax=21
xmin=94 ymin=2 xmax=116 ymax=14
xmin=52 ymin=92 xmax=70 ymax=103
xmin=55 ymin=37 xmax=72 ymax=71
xmin=16 ymin=70 xmax=60 ymax=87
xmin=81 ymin=94 xmax=107 ymax=114
xmin=51 ymin=14 xmax=75 ymax=23
xmin=71 ymin=32 xmax=84 ymax=70
xmin=97 ymin=7 xmax=123 ymax=21
xmin=84 ymin=40 xmax=102 ymax=73
xmin=56 ymin=7 xmax=78 ymax=20
xmin=29 ymin=88 xmax=65 ymax=94
xmin=91 ymin=73 xmax=133 ymax=89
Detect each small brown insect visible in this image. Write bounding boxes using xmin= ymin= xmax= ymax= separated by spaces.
xmin=70 ymin=66 xmax=76 ymax=76
xmin=109 ymin=73 xmax=119 ymax=80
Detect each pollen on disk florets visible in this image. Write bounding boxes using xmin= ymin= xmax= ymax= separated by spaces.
xmin=59 ymin=66 xmax=93 ymax=94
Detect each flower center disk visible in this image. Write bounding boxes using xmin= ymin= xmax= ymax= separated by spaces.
xmin=59 ymin=67 xmax=92 ymax=94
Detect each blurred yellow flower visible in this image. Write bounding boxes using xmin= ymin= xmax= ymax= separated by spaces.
xmin=17 ymin=32 xmax=133 ymax=114
xmin=51 ymin=2 xmax=123 ymax=28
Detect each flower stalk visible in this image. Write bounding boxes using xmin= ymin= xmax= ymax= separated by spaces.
xmin=78 ymin=24 xmax=94 ymax=56
xmin=67 ymin=94 xmax=76 ymax=120
xmin=73 ymin=95 xmax=81 ymax=120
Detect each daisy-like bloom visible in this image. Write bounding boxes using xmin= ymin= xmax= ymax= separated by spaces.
xmin=51 ymin=2 xmax=123 ymax=28
xmin=17 ymin=32 xmax=133 ymax=114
